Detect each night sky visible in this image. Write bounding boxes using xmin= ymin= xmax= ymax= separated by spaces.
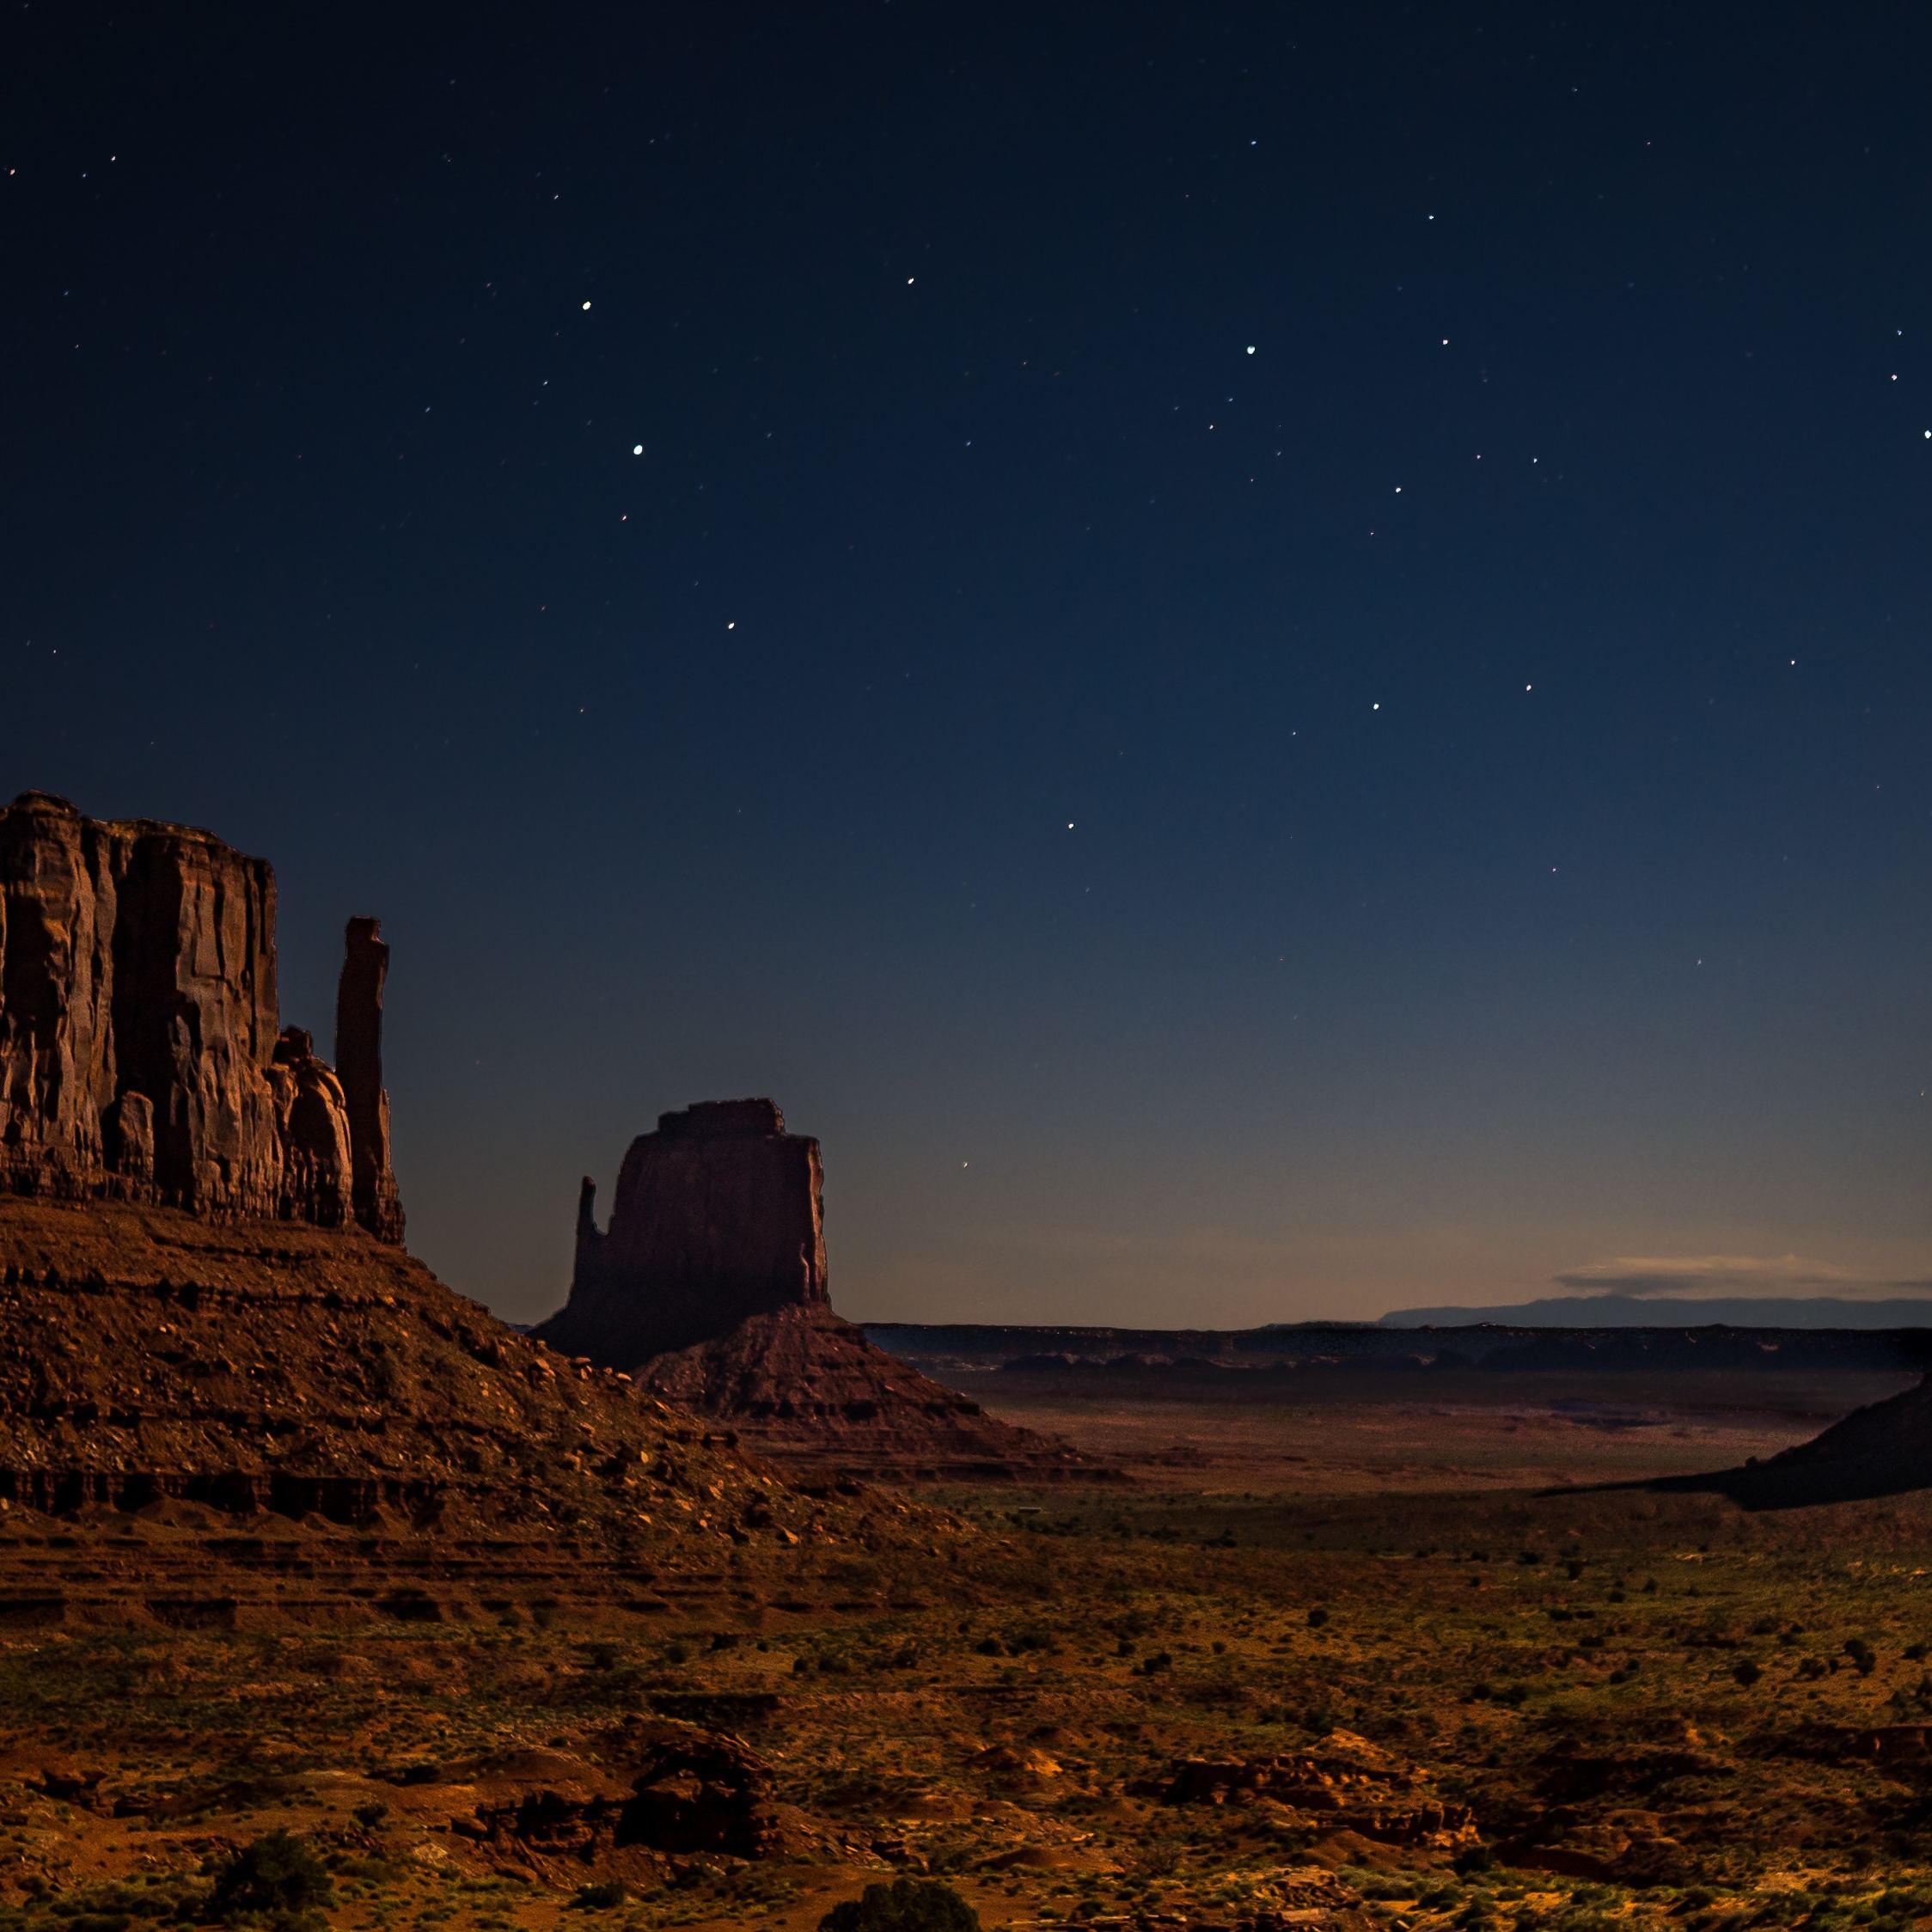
xmin=9 ymin=5 xmax=1932 ymax=1327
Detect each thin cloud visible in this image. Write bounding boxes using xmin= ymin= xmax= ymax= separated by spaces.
xmin=1552 ymin=1254 xmax=1932 ymax=1300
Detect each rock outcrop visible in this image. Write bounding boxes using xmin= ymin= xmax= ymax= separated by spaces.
xmin=539 ymin=1100 xmax=1112 ymax=1483
xmin=541 ymin=1100 xmax=827 ymax=1366
xmin=0 ymin=792 xmax=401 ymax=1240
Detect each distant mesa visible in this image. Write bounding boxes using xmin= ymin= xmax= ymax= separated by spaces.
xmin=536 ymin=1100 xmax=1110 ymax=1483
xmin=0 ymin=792 xmax=402 ymax=1240
xmin=1381 ymin=1292 xmax=1932 ymax=1330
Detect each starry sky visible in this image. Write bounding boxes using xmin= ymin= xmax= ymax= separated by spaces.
xmin=8 ymin=3 xmax=1932 ymax=1328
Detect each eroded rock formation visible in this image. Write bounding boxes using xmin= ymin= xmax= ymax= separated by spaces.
xmin=539 ymin=1098 xmax=1111 ymax=1482
xmin=540 ymin=1099 xmax=827 ymax=1365
xmin=335 ymin=915 xmax=405 ymax=1242
xmin=0 ymin=792 xmax=402 ymax=1238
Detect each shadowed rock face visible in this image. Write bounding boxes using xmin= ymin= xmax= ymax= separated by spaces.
xmin=538 ymin=1099 xmax=826 ymax=1366
xmin=0 ymin=792 xmax=401 ymax=1239
xmin=538 ymin=1100 xmax=1111 ymax=1481
xmin=335 ymin=915 xmax=404 ymax=1243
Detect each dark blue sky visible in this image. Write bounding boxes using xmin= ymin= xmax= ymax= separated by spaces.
xmin=8 ymin=3 xmax=1932 ymax=1324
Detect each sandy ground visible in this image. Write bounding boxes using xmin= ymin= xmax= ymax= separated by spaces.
xmin=960 ymin=1366 xmax=1922 ymax=1490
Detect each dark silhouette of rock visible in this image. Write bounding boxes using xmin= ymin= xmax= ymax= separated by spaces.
xmin=1646 ymin=1372 xmax=1932 ymax=1508
xmin=335 ymin=916 xmax=405 ymax=1244
xmin=538 ymin=1100 xmax=1114 ymax=1483
xmin=540 ymin=1099 xmax=827 ymax=1366
xmin=0 ymin=792 xmax=400 ymax=1238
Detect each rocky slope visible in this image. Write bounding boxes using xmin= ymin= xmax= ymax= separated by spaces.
xmin=640 ymin=1302 xmax=1104 ymax=1483
xmin=0 ymin=1194 xmax=847 ymax=1545
xmin=1654 ymin=1371 xmax=1932 ymax=1507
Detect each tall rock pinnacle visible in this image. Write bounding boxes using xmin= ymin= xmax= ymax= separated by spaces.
xmin=334 ymin=916 xmax=405 ymax=1244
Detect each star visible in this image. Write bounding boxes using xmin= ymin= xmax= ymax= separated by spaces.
xmin=632 ymin=443 xmax=643 ymax=455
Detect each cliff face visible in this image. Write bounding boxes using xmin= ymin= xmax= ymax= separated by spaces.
xmin=0 ymin=792 xmax=402 ymax=1239
xmin=537 ymin=1099 xmax=827 ymax=1365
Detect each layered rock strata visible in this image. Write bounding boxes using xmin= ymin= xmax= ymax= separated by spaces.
xmin=0 ymin=792 xmax=401 ymax=1239
xmin=0 ymin=1192 xmax=867 ymax=1555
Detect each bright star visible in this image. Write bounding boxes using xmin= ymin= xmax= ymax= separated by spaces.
xmin=632 ymin=444 xmax=643 ymax=455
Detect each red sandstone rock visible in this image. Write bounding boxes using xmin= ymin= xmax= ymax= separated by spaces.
xmin=539 ymin=1099 xmax=1116 ymax=1482
xmin=0 ymin=793 xmax=401 ymax=1238
xmin=539 ymin=1099 xmax=826 ymax=1365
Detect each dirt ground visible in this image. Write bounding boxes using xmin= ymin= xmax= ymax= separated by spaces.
xmin=7 ymin=1373 xmax=1932 ymax=1932
xmin=965 ymin=1366 xmax=1921 ymax=1490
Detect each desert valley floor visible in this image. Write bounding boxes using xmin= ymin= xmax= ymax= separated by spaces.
xmin=10 ymin=1357 xmax=1932 ymax=1932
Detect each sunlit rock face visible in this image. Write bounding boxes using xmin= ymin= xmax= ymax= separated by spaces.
xmin=0 ymin=792 xmax=402 ymax=1240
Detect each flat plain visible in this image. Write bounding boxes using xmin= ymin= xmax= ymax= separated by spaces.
xmin=9 ymin=1367 xmax=1932 ymax=1932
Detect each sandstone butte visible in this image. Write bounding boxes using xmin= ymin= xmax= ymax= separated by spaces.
xmin=0 ymin=794 xmax=914 ymax=1621
xmin=536 ymin=1100 xmax=1113 ymax=1483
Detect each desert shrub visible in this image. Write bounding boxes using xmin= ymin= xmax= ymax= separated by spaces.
xmin=209 ymin=1831 xmax=333 ymax=1927
xmin=567 ymin=1881 xmax=627 ymax=1911
xmin=820 ymin=1879 xmax=980 ymax=1932
xmin=1129 ymin=1838 xmax=1184 ymax=1880
xmin=1733 ymin=1660 xmax=1763 ymax=1687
